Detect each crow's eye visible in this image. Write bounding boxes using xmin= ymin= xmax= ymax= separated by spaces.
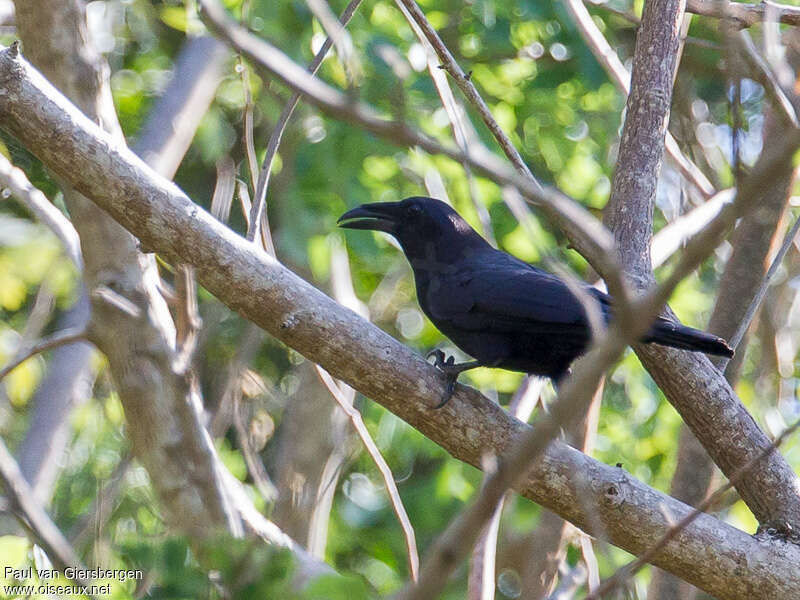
xmin=405 ymin=204 xmax=422 ymax=220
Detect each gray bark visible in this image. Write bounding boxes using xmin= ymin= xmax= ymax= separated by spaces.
xmin=1 ymin=46 xmax=799 ymax=598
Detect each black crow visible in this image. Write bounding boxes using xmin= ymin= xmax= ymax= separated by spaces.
xmin=338 ymin=196 xmax=733 ymax=407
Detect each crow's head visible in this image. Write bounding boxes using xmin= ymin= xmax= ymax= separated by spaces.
xmin=338 ymin=196 xmax=489 ymax=264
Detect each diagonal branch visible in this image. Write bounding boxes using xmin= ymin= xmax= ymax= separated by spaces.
xmin=0 ymin=437 xmax=89 ymax=584
xmin=563 ymin=0 xmax=715 ymax=198
xmin=0 ymin=151 xmax=82 ymax=270
xmin=197 ymin=0 xmax=623 ymax=286
xmin=3 ymin=43 xmax=800 ymax=599
xmin=0 ymin=327 xmax=87 ymax=381
xmin=316 ymin=367 xmax=419 ymax=581
xmin=247 ymin=0 xmax=362 ymax=243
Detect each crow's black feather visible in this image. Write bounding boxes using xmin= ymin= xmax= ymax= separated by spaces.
xmin=339 ymin=197 xmax=733 ymax=397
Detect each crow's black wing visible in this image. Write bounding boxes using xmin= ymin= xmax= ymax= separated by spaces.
xmin=424 ymin=253 xmax=610 ymax=337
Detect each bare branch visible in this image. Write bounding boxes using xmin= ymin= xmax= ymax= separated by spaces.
xmin=563 ymin=0 xmax=716 ymax=197
xmin=0 ymin=152 xmax=82 ymax=270
xmin=588 ymin=415 xmax=800 ymax=599
xmin=0 ymin=436 xmax=88 ymax=582
xmin=736 ymin=30 xmax=799 ymax=128
xmin=393 ymin=0 xmax=540 ymax=189
xmin=304 ymin=0 xmax=361 ymax=83
xmin=467 ymin=378 xmax=544 ymax=600
xmin=0 ymin=327 xmax=87 ymax=381
xmin=246 ymin=0 xmax=363 ymax=244
xmin=13 ymin=0 xmax=245 ymax=542
xmin=4 ymin=43 xmax=800 ymax=598
xmin=726 ymin=210 xmax=800 ymax=355
xmin=398 ymin=327 xmax=629 ymax=600
xmin=395 ymin=0 xmax=495 ymax=243
xmin=316 ymin=367 xmax=419 ymax=581
xmin=650 ymin=189 xmax=734 ymax=268
xmin=232 ymin=385 xmax=278 ymax=503
xmin=686 ymin=0 xmax=800 ymax=29
xmin=197 ymin=0 xmax=622 ymax=282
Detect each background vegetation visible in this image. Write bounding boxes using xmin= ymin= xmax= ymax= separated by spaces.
xmin=0 ymin=0 xmax=798 ymax=598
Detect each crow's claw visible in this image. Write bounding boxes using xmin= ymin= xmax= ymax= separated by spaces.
xmin=427 ymin=349 xmax=459 ymax=374
xmin=433 ymin=378 xmax=458 ymax=409
xmin=426 ymin=350 xmax=483 ymax=408
xmin=427 ymin=348 xmax=446 ymax=366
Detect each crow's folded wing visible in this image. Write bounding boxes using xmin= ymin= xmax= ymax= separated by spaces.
xmin=425 ymin=259 xmax=609 ymax=337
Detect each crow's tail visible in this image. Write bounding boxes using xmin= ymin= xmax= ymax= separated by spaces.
xmin=644 ymin=318 xmax=734 ymax=358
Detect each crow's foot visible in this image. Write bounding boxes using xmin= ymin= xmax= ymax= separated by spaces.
xmin=426 ymin=350 xmax=481 ymax=408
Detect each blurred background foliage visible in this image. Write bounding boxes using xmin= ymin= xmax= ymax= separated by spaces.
xmin=0 ymin=0 xmax=799 ymax=597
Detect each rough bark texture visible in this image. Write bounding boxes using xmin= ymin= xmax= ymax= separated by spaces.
xmin=515 ymin=381 xmax=602 ymax=597
xmin=2 ymin=49 xmax=800 ymax=598
xmin=14 ymin=33 xmax=228 ymax=512
xmin=13 ymin=0 xmax=239 ymax=539
xmin=649 ymin=108 xmax=794 ymax=600
xmin=604 ymin=0 xmax=800 ymax=535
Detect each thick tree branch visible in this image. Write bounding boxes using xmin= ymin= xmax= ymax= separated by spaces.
xmin=13 ymin=0 xmax=242 ymax=542
xmin=11 ymin=7 xmax=331 ymax=586
xmin=649 ymin=111 xmax=797 ymax=599
xmin=2 ymin=46 xmax=800 ymax=599
xmin=604 ymin=0 xmax=800 ymax=534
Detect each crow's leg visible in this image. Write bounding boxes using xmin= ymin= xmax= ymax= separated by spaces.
xmin=552 ymin=367 xmax=572 ymax=392
xmin=426 ymin=349 xmax=482 ymax=408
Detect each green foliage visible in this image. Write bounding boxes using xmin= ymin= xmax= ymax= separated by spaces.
xmin=1 ymin=0 xmax=793 ymax=597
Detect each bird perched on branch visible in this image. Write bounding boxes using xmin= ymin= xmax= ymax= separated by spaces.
xmin=338 ymin=196 xmax=733 ymax=407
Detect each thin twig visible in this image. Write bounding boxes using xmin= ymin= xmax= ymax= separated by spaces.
xmin=232 ymin=386 xmax=279 ymax=502
xmin=736 ymin=29 xmax=799 ymax=128
xmin=304 ymin=0 xmax=361 ymax=83
xmin=0 ymin=436 xmax=92 ymax=590
xmin=0 ymin=152 xmax=82 ymax=270
xmin=69 ymin=455 xmax=132 ymax=549
xmin=467 ymin=378 xmax=543 ymax=600
xmin=316 ymin=366 xmax=420 ymax=581
xmin=4 ymin=38 xmax=800 ymax=594
xmin=174 ymin=264 xmax=202 ymax=374
xmin=640 ymin=130 xmax=800 ymax=327
xmin=399 ymin=115 xmax=800 ymax=600
xmin=396 ymin=322 xmax=629 ymax=600
xmin=395 ymin=0 xmax=494 ymax=244
xmin=563 ymin=0 xmax=716 ymax=198
xmin=586 ymin=415 xmax=800 ymax=600
xmin=200 ymin=0 xmax=622 ymax=287
xmin=389 ymin=0 xmax=633 ymax=303
xmin=585 ymin=2 xmax=720 ymax=49
xmin=725 ymin=209 xmax=800 ymax=356
xmin=394 ymin=0 xmax=541 ymax=188
xmin=237 ymin=55 xmax=275 ymax=255
xmin=210 ymin=156 xmax=236 ymax=224
xmin=650 ymin=189 xmax=734 ymax=268
xmin=246 ymin=0 xmax=363 ymax=244
xmin=0 ymin=328 xmax=87 ymax=381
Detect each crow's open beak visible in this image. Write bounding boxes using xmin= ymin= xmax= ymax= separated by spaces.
xmin=337 ymin=202 xmax=400 ymax=233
